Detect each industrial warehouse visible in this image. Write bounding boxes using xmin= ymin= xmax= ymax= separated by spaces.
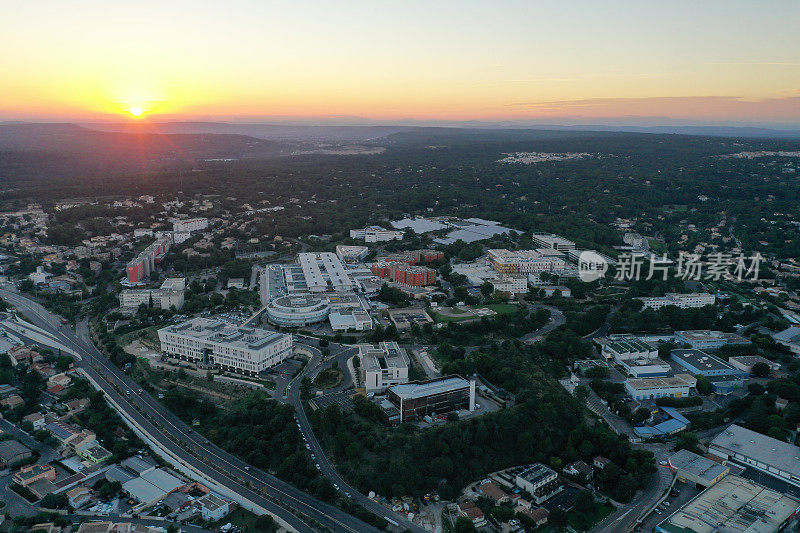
xmin=656 ymin=475 xmax=800 ymax=533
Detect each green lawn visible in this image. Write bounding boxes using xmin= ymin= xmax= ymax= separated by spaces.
xmin=313 ymin=367 xmax=344 ymax=389
xmin=430 ymin=311 xmax=475 ymax=323
xmin=567 ymin=502 xmax=615 ymax=531
xmin=481 ymin=303 xmax=520 ymax=314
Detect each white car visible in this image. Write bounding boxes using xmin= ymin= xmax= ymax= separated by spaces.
xmin=333 ymin=483 xmax=339 ymax=490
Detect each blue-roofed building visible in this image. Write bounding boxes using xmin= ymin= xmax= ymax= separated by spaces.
xmin=708 ymin=375 xmax=747 ymax=395
xmin=634 ymin=406 xmax=690 ymax=438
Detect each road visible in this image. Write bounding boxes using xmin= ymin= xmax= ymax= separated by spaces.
xmin=584 ymin=303 xmax=622 ymax=340
xmin=520 ymin=303 xmax=565 ymax=343
xmin=287 ymin=343 xmax=426 ymax=533
xmin=593 ymin=458 xmax=674 ymax=533
xmin=0 ymin=288 xmax=381 ymax=533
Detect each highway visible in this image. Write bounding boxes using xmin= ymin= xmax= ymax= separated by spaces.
xmin=286 ymin=344 xmax=426 ymax=533
xmin=0 ymin=288 xmax=383 ymax=533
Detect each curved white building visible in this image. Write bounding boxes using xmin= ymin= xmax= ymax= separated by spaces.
xmin=265 ymin=294 xmax=330 ymax=326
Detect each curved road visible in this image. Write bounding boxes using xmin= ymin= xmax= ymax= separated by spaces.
xmin=520 ymin=303 xmax=565 ymax=342
xmin=0 ymin=288 xmax=381 ymax=533
xmin=287 ymin=344 xmax=426 ymax=533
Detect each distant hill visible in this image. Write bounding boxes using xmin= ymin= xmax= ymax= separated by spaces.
xmin=82 ymin=120 xmax=800 ymax=141
xmin=0 ymin=122 xmax=288 ymax=157
xmin=83 ymin=121 xmax=414 ymax=142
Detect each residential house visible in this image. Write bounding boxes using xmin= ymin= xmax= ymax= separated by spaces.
xmin=564 ymin=460 xmax=594 ymax=481
xmin=457 ymin=501 xmax=486 ymax=527
xmin=67 ymin=485 xmax=92 ymax=508
xmin=48 ymin=373 xmax=71 ymax=388
xmin=1 ymin=394 xmax=24 ymax=409
xmin=65 ymin=398 xmax=89 ymax=416
xmin=478 ymin=481 xmax=509 ymax=503
xmin=23 ymin=412 xmax=46 ymax=430
xmin=593 ymin=456 xmax=611 ymax=470
xmin=521 ymin=507 xmax=549 ymax=527
xmin=13 ymin=463 xmax=56 ymax=486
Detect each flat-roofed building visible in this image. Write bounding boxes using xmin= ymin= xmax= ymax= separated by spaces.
xmin=158 ymin=318 xmax=292 ymax=375
xmin=335 ymin=245 xmax=369 ymax=263
xmin=531 ymin=233 xmax=576 ymax=253
xmin=625 ymin=376 xmax=693 ymax=400
xmin=297 ymin=252 xmax=355 ymax=292
xmin=670 ymin=349 xmax=747 ymax=378
xmin=597 ymin=335 xmax=671 ymax=377
xmin=772 ymin=326 xmax=800 ymax=355
xmin=358 ymin=342 xmax=409 ymax=393
xmin=667 ymin=449 xmax=729 ymax=487
xmin=329 ymin=309 xmax=372 ymax=331
xmin=638 ymin=292 xmax=715 ymax=310
xmin=126 ymin=235 xmax=172 ymax=283
xmin=172 ymin=217 xmax=208 ymax=233
xmin=487 ymin=248 xmax=569 ymax=275
xmin=728 ymin=355 xmax=781 ymax=375
xmin=350 ymin=226 xmax=404 ymax=242
xmin=674 ymin=330 xmax=750 ymax=350
xmin=119 ymin=277 xmax=186 ymax=312
xmin=514 ymin=463 xmax=562 ymax=504
xmin=655 ymin=475 xmax=800 ymax=533
xmin=387 ymin=376 xmax=475 ymax=422
xmin=265 ymin=294 xmax=330 ymax=326
xmin=195 ymin=492 xmax=233 ymax=522
xmin=13 ymin=463 xmax=56 ymax=486
xmin=709 ymin=424 xmax=800 ymax=488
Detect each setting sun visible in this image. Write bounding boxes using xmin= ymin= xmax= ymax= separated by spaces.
xmin=129 ymin=106 xmax=144 ymax=118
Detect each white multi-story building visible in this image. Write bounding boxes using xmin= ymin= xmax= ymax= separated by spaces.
xmin=119 ymin=278 xmax=186 ymax=312
xmin=297 ymin=252 xmax=355 ymax=293
xmin=488 ymin=249 xmax=570 ymax=275
xmin=350 ymin=226 xmax=404 ymax=243
xmin=487 ymin=274 xmax=528 ymax=294
xmin=514 ymin=463 xmax=562 ymax=504
xmin=625 ymin=376 xmax=693 ymax=400
xmin=358 ymin=342 xmax=409 ymax=393
xmin=638 ymin=292 xmax=715 ymax=310
xmin=531 ymin=233 xmax=576 ymax=252
xmin=172 ymin=217 xmax=209 ymax=233
xmin=157 ymin=318 xmax=292 ymax=375
xmin=335 ymin=245 xmax=369 ymax=263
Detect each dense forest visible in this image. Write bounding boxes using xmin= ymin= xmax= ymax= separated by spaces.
xmin=2 ymin=125 xmax=799 ymax=258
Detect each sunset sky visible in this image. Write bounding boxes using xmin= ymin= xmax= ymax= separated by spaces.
xmin=1 ymin=0 xmax=798 ymax=124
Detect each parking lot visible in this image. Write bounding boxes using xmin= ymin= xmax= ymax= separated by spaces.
xmin=541 ymin=485 xmax=578 ymax=512
xmin=312 ymin=389 xmax=356 ymax=412
xmin=636 ymin=480 xmax=701 ymax=532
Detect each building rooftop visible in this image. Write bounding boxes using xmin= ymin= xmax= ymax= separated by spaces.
xmin=773 ymin=326 xmax=800 ymax=344
xmin=671 ymin=349 xmax=735 ymax=372
xmin=358 ymin=342 xmax=409 ymax=373
xmin=606 ymin=339 xmax=654 ymax=354
xmin=196 ymin=492 xmax=229 ymax=512
xmin=657 ymin=475 xmax=800 ymax=533
xmin=160 ymin=318 xmax=287 ymax=351
xmin=121 ymin=455 xmax=156 ymax=475
xmin=668 ymin=449 xmax=729 ymax=484
xmin=389 ymin=376 xmax=470 ymax=400
xmin=626 ymin=376 xmax=692 ymax=390
xmin=710 ymin=424 xmax=800 ymax=479
xmin=516 ymin=463 xmax=558 ymax=485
